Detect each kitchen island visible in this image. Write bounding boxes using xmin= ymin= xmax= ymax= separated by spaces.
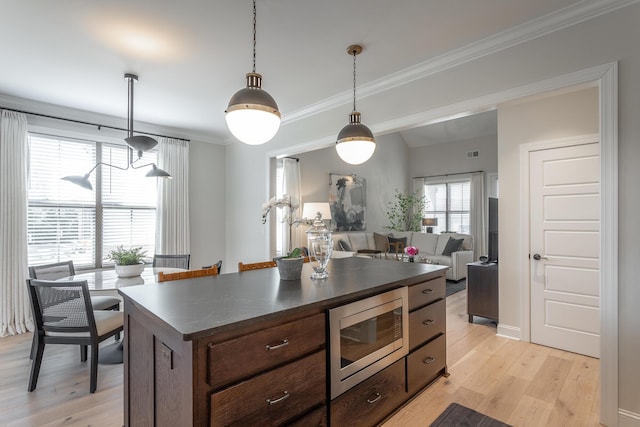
xmin=118 ymin=256 xmax=448 ymax=426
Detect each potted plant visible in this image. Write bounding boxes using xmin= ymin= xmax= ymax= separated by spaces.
xmin=385 ymin=189 xmax=427 ymax=232
xmin=107 ymin=245 xmax=148 ymax=278
xmin=274 ymin=247 xmax=304 ymax=280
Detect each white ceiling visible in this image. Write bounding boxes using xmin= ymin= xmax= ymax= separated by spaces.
xmin=0 ymin=1 xmax=620 ymax=145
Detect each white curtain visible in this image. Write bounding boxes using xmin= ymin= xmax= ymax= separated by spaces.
xmin=155 ymin=138 xmax=190 ymax=256
xmin=469 ymin=172 xmax=486 ymax=261
xmin=280 ymin=158 xmax=302 ymax=254
xmin=0 ymin=111 xmax=31 ymax=337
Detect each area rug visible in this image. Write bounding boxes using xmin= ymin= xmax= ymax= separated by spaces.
xmin=430 ymin=403 xmax=512 ymax=427
xmin=446 ymin=279 xmax=466 ymax=297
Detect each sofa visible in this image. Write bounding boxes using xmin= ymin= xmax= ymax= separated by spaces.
xmin=331 ymin=231 xmax=474 ymax=281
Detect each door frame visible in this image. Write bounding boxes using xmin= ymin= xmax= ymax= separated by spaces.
xmin=521 ymin=134 xmax=600 ymax=347
xmin=517 ymin=64 xmax=617 ymax=425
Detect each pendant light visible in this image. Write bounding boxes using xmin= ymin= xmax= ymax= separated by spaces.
xmin=62 ymin=73 xmax=171 ymax=190
xmin=336 ymin=45 xmax=376 ymax=165
xmin=225 ymin=0 xmax=281 ymax=145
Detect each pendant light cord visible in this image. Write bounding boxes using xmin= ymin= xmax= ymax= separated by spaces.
xmin=352 ymin=49 xmax=357 ymax=112
xmin=252 ymin=0 xmax=257 ymax=73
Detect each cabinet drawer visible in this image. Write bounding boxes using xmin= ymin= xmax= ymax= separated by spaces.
xmin=408 ymin=276 xmax=445 ymax=310
xmin=287 ymin=405 xmax=327 ymax=427
xmin=409 ymin=299 xmax=445 ymax=350
xmin=207 ymin=313 xmax=325 ymax=389
xmin=407 ymin=334 xmax=446 ymax=395
xmin=210 ymin=350 xmax=326 ymax=426
xmin=330 ymin=359 xmax=406 ymax=427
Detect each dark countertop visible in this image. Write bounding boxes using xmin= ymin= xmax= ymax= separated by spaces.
xmin=118 ymin=257 xmax=448 ymax=341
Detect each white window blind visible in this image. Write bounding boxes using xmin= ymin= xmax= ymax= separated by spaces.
xmin=424 ymin=180 xmax=470 ymax=233
xmin=27 ymin=134 xmax=157 ymax=269
xmin=101 ymin=144 xmax=157 ymax=262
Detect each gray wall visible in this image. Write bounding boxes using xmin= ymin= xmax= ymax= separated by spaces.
xmin=188 ymin=140 xmax=225 ymax=270
xmin=297 ymin=132 xmax=409 ymax=234
xmin=408 ymin=135 xmax=497 ymax=179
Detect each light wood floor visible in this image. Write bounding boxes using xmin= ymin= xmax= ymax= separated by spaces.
xmin=0 ymin=290 xmax=601 ymax=426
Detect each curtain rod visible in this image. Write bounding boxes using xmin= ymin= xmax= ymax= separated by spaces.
xmin=415 ymin=170 xmax=484 ymax=179
xmin=283 ymin=156 xmax=299 ymax=161
xmin=1 ymin=106 xmax=191 ymax=142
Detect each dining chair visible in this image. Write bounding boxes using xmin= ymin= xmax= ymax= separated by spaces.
xmin=203 ymin=260 xmax=223 ymax=275
xmin=26 ymin=279 xmax=124 ymax=393
xmin=237 ymin=261 xmax=277 ymax=271
xmin=237 ymin=257 xmax=314 ymax=272
xmin=157 ymin=266 xmax=218 ymax=282
xmin=152 ymin=254 xmax=190 ymax=269
xmin=28 ymin=260 xmax=121 ymax=355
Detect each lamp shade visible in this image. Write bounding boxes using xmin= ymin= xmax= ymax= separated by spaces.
xmin=422 ymin=218 xmax=438 ymax=226
xmin=125 ymin=135 xmax=158 ymax=152
xmin=61 ymin=174 xmax=93 ymax=190
xmin=145 ymin=164 xmax=172 ymax=178
xmin=336 ymin=113 xmax=375 ymax=165
xmin=302 ymin=202 xmax=332 ymax=221
xmin=225 ymin=73 xmax=281 ymax=145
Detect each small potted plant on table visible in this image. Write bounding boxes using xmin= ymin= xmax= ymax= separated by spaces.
xmin=274 ymin=247 xmax=304 ymax=280
xmin=107 ymin=245 xmax=148 ymax=278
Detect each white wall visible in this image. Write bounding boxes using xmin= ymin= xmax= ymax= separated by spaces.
xmin=408 ymin=135 xmax=497 ymax=179
xmin=297 ymin=133 xmax=409 ymax=234
xmin=223 ymin=4 xmax=640 ymax=419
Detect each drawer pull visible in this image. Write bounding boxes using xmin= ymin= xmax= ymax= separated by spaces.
xmin=422 ymin=288 xmax=434 ymax=294
xmin=423 ymin=356 xmax=435 ymax=365
xmin=422 ymin=319 xmax=435 ymax=326
xmin=366 ymin=392 xmax=381 ymax=404
xmin=266 ymin=390 xmax=289 ymax=405
xmin=265 ymin=339 xmax=289 ymax=351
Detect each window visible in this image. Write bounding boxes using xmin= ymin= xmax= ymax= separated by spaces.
xmin=424 ymin=180 xmax=470 ymax=234
xmin=27 ymin=134 xmax=157 ymax=269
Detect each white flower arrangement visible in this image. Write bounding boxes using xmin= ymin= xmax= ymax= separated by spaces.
xmin=261 ymin=194 xmax=300 ymax=225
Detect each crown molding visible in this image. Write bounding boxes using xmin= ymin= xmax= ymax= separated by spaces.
xmin=0 ymin=93 xmax=222 ymax=144
xmin=282 ymin=0 xmax=639 ymax=127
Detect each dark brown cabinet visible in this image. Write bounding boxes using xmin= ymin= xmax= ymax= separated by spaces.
xmin=467 ymin=262 xmax=499 ymax=323
xmin=120 ymin=259 xmax=449 ymax=426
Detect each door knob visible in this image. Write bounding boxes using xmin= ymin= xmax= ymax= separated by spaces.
xmin=532 ymin=253 xmax=548 ymax=260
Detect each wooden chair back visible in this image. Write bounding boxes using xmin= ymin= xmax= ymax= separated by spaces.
xmin=157 ymin=266 xmax=218 ymax=282
xmin=237 ymin=261 xmax=276 ymax=271
xmin=237 ymin=257 xmax=314 ymax=272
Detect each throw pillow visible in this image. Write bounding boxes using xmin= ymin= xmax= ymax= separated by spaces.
xmin=387 ymin=236 xmax=407 ymax=253
xmin=338 ymin=239 xmax=352 ymax=251
xmin=373 ymin=232 xmax=390 ymax=251
xmin=441 ymin=237 xmax=464 ymax=256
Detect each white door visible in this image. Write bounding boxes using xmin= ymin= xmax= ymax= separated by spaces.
xmin=529 ymin=142 xmax=600 ymax=358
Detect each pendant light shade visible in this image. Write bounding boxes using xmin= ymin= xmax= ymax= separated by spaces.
xmin=225 ymin=73 xmax=281 ymax=145
xmin=336 ymin=45 xmax=376 ymax=165
xmin=225 ymin=0 xmax=280 ymax=145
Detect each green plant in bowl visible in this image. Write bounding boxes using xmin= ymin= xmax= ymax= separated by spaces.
xmin=107 ymin=245 xmax=147 ymax=265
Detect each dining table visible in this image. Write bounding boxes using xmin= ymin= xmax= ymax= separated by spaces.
xmin=55 ymin=265 xmax=187 ymax=364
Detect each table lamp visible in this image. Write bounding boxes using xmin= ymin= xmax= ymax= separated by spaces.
xmin=422 ymin=218 xmax=438 ymax=233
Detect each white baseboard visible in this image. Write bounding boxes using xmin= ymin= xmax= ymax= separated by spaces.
xmin=496 ymin=323 xmax=521 ymax=340
xmin=619 ymin=409 xmax=640 ymax=427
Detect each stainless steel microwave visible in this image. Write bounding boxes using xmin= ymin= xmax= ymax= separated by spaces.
xmin=329 ymin=287 xmax=409 ymax=399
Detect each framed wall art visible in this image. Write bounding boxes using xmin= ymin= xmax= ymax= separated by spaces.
xmin=329 ymin=174 xmax=366 ymax=231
